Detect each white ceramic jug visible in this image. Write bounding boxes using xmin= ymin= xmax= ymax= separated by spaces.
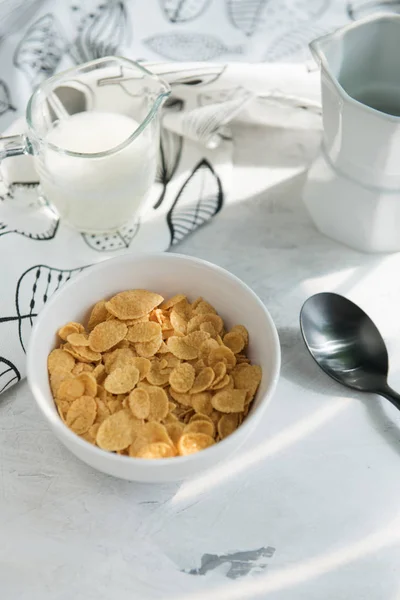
xmin=303 ymin=14 xmax=400 ymax=253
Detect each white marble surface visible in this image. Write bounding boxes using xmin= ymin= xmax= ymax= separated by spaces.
xmin=2 ymin=123 xmax=400 ymax=600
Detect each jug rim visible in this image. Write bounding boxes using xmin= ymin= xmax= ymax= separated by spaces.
xmin=26 ymin=56 xmax=171 ymax=158
xmin=310 ymin=13 xmax=400 ymax=122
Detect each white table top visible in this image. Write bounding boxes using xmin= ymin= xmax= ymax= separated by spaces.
xmin=2 ymin=123 xmax=400 ymax=600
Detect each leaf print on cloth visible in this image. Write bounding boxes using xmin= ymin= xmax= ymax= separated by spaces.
xmin=82 ymin=218 xmax=140 ymax=252
xmin=70 ymin=1 xmax=130 ymax=64
xmin=13 ymin=14 xmax=67 ymax=87
xmin=226 ymin=0 xmax=270 ymax=36
xmin=0 ymin=357 xmax=21 ymax=394
xmin=160 ymin=0 xmax=212 ymax=22
xmin=163 ymin=87 xmax=252 ymax=147
xmin=167 ymin=159 xmax=223 ymax=245
xmin=264 ymin=23 xmax=331 ymax=62
xmin=144 ymin=33 xmax=243 ymax=61
xmin=148 ymin=63 xmax=226 ymax=87
xmin=154 ymin=98 xmax=183 ymax=209
xmin=16 ymin=265 xmax=87 ymax=352
xmin=154 ymin=128 xmax=183 ymax=209
xmin=0 ymin=81 xmax=16 ymax=116
xmin=197 ymin=86 xmax=252 ymax=107
xmin=0 ymin=185 xmax=59 ymax=241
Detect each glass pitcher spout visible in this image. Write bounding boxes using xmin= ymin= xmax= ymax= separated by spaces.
xmin=0 ymin=134 xmax=31 ymax=160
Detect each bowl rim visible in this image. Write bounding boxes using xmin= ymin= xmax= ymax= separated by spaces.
xmin=27 ymin=252 xmax=281 ymax=469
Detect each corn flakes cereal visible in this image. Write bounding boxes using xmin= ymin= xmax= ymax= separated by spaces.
xmin=146 ymin=358 xmax=172 ymax=386
xmin=208 ymin=346 xmax=236 ymax=370
xmin=223 ymin=331 xmax=245 ymax=354
xmin=136 ymin=334 xmax=163 ymax=358
xmin=58 ymin=322 xmax=85 ymax=341
xmin=96 ymin=410 xmax=135 ymax=451
xmin=178 ymin=433 xmax=215 ymax=455
xmin=67 ymin=332 xmax=90 ymax=347
xmin=211 ymin=389 xmax=246 ymax=413
xmin=184 ymin=419 xmax=215 ymax=437
xmin=64 ymin=343 xmax=102 ymax=363
xmin=105 ymin=290 xmax=164 ymax=320
xmin=218 ymin=413 xmax=239 ymax=439
xmin=230 ymin=325 xmax=249 ymax=346
xmin=167 ymin=336 xmax=198 ymax=360
xmin=126 ymin=321 xmax=162 ymax=343
xmin=66 ymin=395 xmax=97 ymax=434
xmin=47 ymin=288 xmax=262 ymax=460
xmin=48 ymin=349 xmax=75 ymax=373
xmin=88 ymin=320 xmax=128 ymax=353
xmin=92 ymin=364 xmax=106 ymax=381
xmin=136 ymin=442 xmax=176 ymax=459
xmin=147 ymin=386 xmax=169 ymax=421
xmin=131 ymin=357 xmax=151 ymax=380
xmin=169 ymin=388 xmax=193 ymax=406
xmin=128 ymin=388 xmax=150 ymax=420
xmin=193 ymin=300 xmax=217 ymax=315
xmin=57 ymin=377 xmax=85 ymax=402
xmin=199 ymin=338 xmax=220 ymax=362
xmin=191 ymin=392 xmax=213 ymax=416
xmin=160 ymin=294 xmax=187 ymax=310
xmin=72 ymin=362 xmax=93 ymax=376
xmin=187 ymin=313 xmax=223 ymax=334
xmin=87 ymin=300 xmax=109 ymax=331
xmin=104 ymin=366 xmax=140 ymax=394
xmin=190 ymin=367 xmax=215 ymax=394
xmin=77 ymin=372 xmax=97 ymax=397
xmin=169 ymin=363 xmax=196 ymax=394
xmin=170 ymin=308 xmax=188 ymax=336
xmin=50 ymin=369 xmax=74 ymax=396
xmin=232 ymin=364 xmax=262 ymax=397
xmin=165 ymin=421 xmax=185 ymax=445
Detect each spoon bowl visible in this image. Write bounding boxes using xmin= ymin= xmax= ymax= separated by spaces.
xmin=300 ymin=292 xmax=400 ymax=410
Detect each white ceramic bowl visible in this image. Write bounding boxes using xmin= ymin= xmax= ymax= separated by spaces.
xmin=27 ymin=253 xmax=280 ymax=482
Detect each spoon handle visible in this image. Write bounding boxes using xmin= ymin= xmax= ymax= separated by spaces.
xmin=379 ymin=386 xmax=400 ymax=411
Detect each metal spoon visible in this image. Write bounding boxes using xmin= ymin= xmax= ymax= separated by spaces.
xmin=300 ymin=292 xmax=400 ymax=411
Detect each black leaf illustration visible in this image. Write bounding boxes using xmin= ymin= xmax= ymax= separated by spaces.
xmin=13 ymin=14 xmax=67 ymax=87
xmin=167 ymin=159 xmax=223 ymax=245
xmin=144 ymin=33 xmax=243 ymax=61
xmin=347 ymin=0 xmax=400 ymax=19
xmin=0 ymin=185 xmax=59 ymax=241
xmin=160 ymin=0 xmax=212 ymax=22
xmin=0 ymin=81 xmax=16 ymax=116
xmin=70 ymin=1 xmax=130 ymax=63
xmin=0 ymin=356 xmax=21 ymax=394
xmin=154 ymin=129 xmax=183 ymax=209
xmin=226 ymin=0 xmax=270 ymax=36
xmin=82 ymin=219 xmax=140 ymax=252
xmin=16 ymin=264 xmax=87 ymax=352
xmin=154 ymin=98 xmax=183 ymax=210
xmin=150 ymin=64 xmax=226 ymax=87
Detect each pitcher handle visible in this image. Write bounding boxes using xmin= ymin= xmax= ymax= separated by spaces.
xmin=0 ymin=134 xmax=31 ymax=160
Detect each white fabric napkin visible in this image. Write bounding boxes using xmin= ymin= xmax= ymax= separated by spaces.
xmin=0 ymin=0 xmax=352 ymax=394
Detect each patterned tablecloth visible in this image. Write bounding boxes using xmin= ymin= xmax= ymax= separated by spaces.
xmin=3 ymin=2 xmax=400 ymax=599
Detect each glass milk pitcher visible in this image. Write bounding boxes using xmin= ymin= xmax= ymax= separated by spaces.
xmin=0 ymin=57 xmax=170 ymax=233
xmin=303 ymin=14 xmax=400 ymax=253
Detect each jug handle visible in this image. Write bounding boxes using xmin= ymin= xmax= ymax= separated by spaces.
xmin=0 ymin=134 xmax=31 ymax=160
